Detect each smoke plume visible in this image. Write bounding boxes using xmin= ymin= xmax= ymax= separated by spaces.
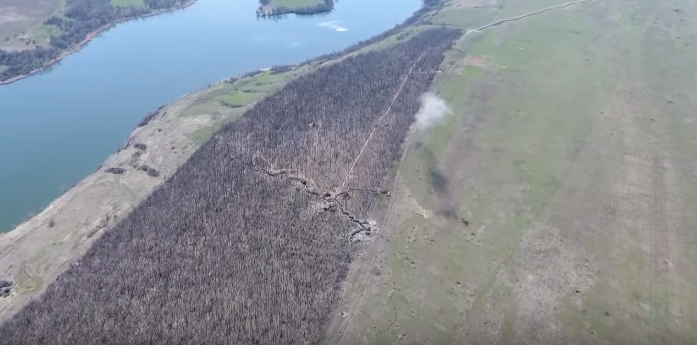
xmin=414 ymin=92 xmax=451 ymax=130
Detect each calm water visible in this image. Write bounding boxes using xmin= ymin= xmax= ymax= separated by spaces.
xmin=0 ymin=0 xmax=420 ymax=232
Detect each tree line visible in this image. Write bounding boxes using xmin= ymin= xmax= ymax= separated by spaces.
xmin=0 ymin=27 xmax=460 ymax=344
xmin=0 ymin=0 xmax=188 ymax=82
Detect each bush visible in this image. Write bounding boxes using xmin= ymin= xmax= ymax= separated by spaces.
xmin=105 ymin=167 xmax=126 ymax=175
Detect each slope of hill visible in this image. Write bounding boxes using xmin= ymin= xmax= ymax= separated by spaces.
xmin=326 ymin=0 xmax=697 ymax=344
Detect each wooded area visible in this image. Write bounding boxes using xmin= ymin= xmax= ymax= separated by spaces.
xmin=0 ymin=0 xmax=188 ymax=81
xmin=0 ymin=27 xmax=459 ymax=344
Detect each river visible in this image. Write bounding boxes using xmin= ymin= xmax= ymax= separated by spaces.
xmin=0 ymin=0 xmax=421 ymax=232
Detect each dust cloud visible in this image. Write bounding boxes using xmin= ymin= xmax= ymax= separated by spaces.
xmin=414 ymin=92 xmax=451 ymax=130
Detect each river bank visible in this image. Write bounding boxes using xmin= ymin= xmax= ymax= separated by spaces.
xmin=0 ymin=11 xmax=438 ymax=319
xmin=0 ymin=65 xmax=304 ymax=320
xmin=0 ymin=0 xmax=198 ymax=86
xmin=0 ymin=0 xmax=421 ymax=233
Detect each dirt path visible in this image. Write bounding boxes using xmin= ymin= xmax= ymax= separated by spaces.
xmin=337 ymin=48 xmax=431 ymax=192
xmin=456 ymin=0 xmax=593 ymax=42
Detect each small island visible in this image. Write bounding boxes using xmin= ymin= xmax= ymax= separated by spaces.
xmin=256 ymin=0 xmax=334 ymax=17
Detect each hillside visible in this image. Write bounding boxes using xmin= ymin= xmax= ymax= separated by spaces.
xmin=326 ymin=0 xmax=697 ymax=344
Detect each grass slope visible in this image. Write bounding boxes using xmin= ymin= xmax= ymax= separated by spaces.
xmin=272 ymin=0 xmax=322 ymax=9
xmin=327 ymin=0 xmax=697 ymax=344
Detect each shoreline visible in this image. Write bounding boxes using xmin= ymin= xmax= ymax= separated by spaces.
xmin=0 ymin=0 xmax=198 ymax=86
xmin=0 ymin=0 xmax=435 ymax=323
xmin=0 ymin=63 xmax=311 ymax=321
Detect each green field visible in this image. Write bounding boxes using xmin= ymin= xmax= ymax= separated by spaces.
xmin=324 ymin=0 xmax=697 ymax=344
xmin=0 ymin=0 xmax=64 ymax=48
xmin=183 ymin=67 xmax=316 ymax=144
xmin=271 ymin=0 xmax=322 ymax=9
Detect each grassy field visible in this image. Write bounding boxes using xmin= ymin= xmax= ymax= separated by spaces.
xmin=325 ymin=0 xmax=697 ymax=344
xmin=271 ymin=0 xmax=323 ymax=9
xmin=183 ymin=69 xmax=308 ymax=144
xmin=0 ymin=0 xmax=63 ymax=49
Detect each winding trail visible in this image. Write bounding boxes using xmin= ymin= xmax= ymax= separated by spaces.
xmin=330 ymin=0 xmax=596 ymax=343
xmin=465 ymin=0 xmax=593 ymax=37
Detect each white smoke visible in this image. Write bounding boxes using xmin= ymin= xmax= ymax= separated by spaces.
xmin=414 ymin=92 xmax=451 ymax=130
xmin=318 ymin=20 xmax=349 ymax=32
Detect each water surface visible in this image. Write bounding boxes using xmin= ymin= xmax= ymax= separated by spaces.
xmin=0 ymin=0 xmax=421 ymax=232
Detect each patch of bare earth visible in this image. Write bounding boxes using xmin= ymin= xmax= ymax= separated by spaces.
xmin=512 ymin=224 xmax=596 ymax=343
xmin=462 ymin=55 xmax=498 ymax=70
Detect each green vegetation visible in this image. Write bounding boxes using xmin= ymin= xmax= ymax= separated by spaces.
xmin=331 ymin=0 xmax=697 ymax=344
xmin=13 ymin=265 xmax=44 ymax=295
xmin=272 ymin=0 xmax=321 ymax=9
xmin=181 ymin=69 xmax=305 ymax=144
xmin=431 ymin=6 xmax=501 ymax=28
xmin=30 ymin=24 xmax=63 ymax=45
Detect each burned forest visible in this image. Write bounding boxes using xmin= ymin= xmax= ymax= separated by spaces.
xmin=0 ymin=28 xmax=460 ymax=345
